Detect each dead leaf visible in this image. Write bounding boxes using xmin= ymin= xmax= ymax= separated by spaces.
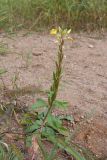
xmin=27 ymin=135 xmax=39 ymax=160
xmin=32 ymin=135 xmax=39 ymax=153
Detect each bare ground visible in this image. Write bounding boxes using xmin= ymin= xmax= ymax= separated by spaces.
xmin=0 ymin=31 xmax=107 ymax=159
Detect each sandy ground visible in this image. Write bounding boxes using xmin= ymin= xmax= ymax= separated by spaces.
xmin=0 ymin=31 xmax=107 ymax=159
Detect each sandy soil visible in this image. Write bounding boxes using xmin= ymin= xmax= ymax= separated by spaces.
xmin=0 ymin=31 xmax=107 ymax=159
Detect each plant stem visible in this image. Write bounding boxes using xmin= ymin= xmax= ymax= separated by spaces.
xmin=41 ymin=33 xmax=64 ymax=128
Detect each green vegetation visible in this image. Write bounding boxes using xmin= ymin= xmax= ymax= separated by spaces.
xmin=0 ymin=43 xmax=8 ymax=56
xmin=0 ymin=0 xmax=107 ymax=31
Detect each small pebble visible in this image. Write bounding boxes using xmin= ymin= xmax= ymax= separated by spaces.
xmin=88 ymin=44 xmax=94 ymax=48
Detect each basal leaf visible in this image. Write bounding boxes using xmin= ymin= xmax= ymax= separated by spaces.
xmin=41 ymin=126 xmax=55 ymax=138
xmin=48 ymin=137 xmax=86 ymax=160
xmin=47 ymin=114 xmax=69 ymax=136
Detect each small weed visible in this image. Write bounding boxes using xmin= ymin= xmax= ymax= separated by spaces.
xmin=11 ymin=72 xmax=19 ymax=90
xmin=21 ymin=51 xmax=32 ymax=69
xmin=0 ymin=43 xmax=8 ymax=56
xmin=0 ymin=68 xmax=7 ymax=89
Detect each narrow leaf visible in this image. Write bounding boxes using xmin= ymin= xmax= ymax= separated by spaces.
xmin=48 ymin=137 xmax=86 ymax=160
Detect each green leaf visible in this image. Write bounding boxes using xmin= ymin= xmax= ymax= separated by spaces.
xmin=37 ymin=111 xmax=47 ymax=120
xmin=53 ymin=100 xmax=68 ymax=109
xmin=47 ymin=114 xmax=62 ymax=131
xmin=48 ymin=137 xmax=86 ymax=160
xmin=26 ymin=120 xmax=42 ymax=133
xmin=31 ymin=99 xmax=47 ymax=110
xmin=58 ymin=115 xmax=74 ymax=123
xmin=26 ymin=136 xmax=32 ymax=147
xmin=47 ymin=144 xmax=58 ymax=160
xmin=58 ymin=139 xmax=86 ymax=160
xmin=41 ymin=126 xmax=55 ymax=138
xmin=0 ymin=144 xmax=5 ymax=159
xmin=47 ymin=114 xmax=69 ymax=136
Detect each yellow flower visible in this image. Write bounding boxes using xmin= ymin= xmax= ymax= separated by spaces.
xmin=50 ymin=29 xmax=57 ymax=35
